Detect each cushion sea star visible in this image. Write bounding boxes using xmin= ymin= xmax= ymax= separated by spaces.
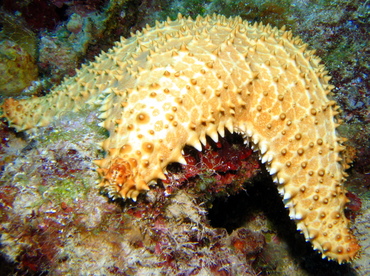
xmin=0 ymin=14 xmax=360 ymax=263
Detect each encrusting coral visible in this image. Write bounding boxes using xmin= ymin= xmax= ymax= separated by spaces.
xmin=0 ymin=40 xmax=38 ymax=96
xmin=0 ymin=14 xmax=360 ymax=263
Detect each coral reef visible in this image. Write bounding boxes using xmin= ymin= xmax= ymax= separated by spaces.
xmin=0 ymin=116 xmax=265 ymax=275
xmin=0 ymin=119 xmax=361 ymax=275
xmin=0 ymin=0 xmax=134 ymax=98
xmin=0 ymin=40 xmax=38 ymax=96
xmin=1 ymin=13 xmax=360 ymax=263
xmin=0 ymin=0 xmax=369 ymax=275
xmin=0 ymin=11 xmax=37 ymax=59
xmin=1 ymin=0 xmax=108 ymax=31
xmin=36 ymin=4 xmax=116 ymax=85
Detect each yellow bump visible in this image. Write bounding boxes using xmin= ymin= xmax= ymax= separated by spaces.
xmin=163 ymin=70 xmax=170 ymax=76
xmin=150 ymin=83 xmax=160 ymax=89
xmin=206 ymin=61 xmax=214 ymax=68
xmin=120 ymin=144 xmax=132 ymax=154
xmin=322 ymin=242 xmax=331 ymax=252
xmin=189 ymin=122 xmax=196 ymax=130
xmin=318 ymin=169 xmax=325 ymax=176
xmin=137 ymin=113 xmax=150 ymax=123
xmin=142 ymin=160 xmax=150 ymax=167
xmin=166 ymin=114 xmax=174 ymax=121
xmin=142 ymin=142 xmax=154 ymax=153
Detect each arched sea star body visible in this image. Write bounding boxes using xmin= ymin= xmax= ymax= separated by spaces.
xmin=0 ymin=14 xmax=359 ymax=263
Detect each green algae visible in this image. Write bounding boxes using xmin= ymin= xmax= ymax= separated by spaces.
xmin=155 ymin=0 xmax=294 ymax=29
xmin=0 ymin=11 xmax=37 ymax=58
xmin=9 ymin=168 xmax=93 ymax=207
xmin=42 ymin=178 xmax=91 ymax=205
xmin=323 ymin=34 xmax=367 ymax=73
xmin=33 ymin=109 xmax=108 ymax=147
xmin=158 ymin=0 xmax=210 ymax=19
xmin=195 ymin=172 xmax=217 ymax=192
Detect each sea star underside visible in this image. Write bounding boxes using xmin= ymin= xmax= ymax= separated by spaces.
xmin=0 ymin=14 xmax=360 ymax=263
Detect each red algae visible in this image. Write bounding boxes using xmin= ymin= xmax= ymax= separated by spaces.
xmin=230 ymin=228 xmax=265 ymax=261
xmin=163 ymin=133 xmax=261 ymax=198
xmin=0 ymin=125 xmax=262 ymax=275
xmin=345 ymin=191 xmax=362 ymax=220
